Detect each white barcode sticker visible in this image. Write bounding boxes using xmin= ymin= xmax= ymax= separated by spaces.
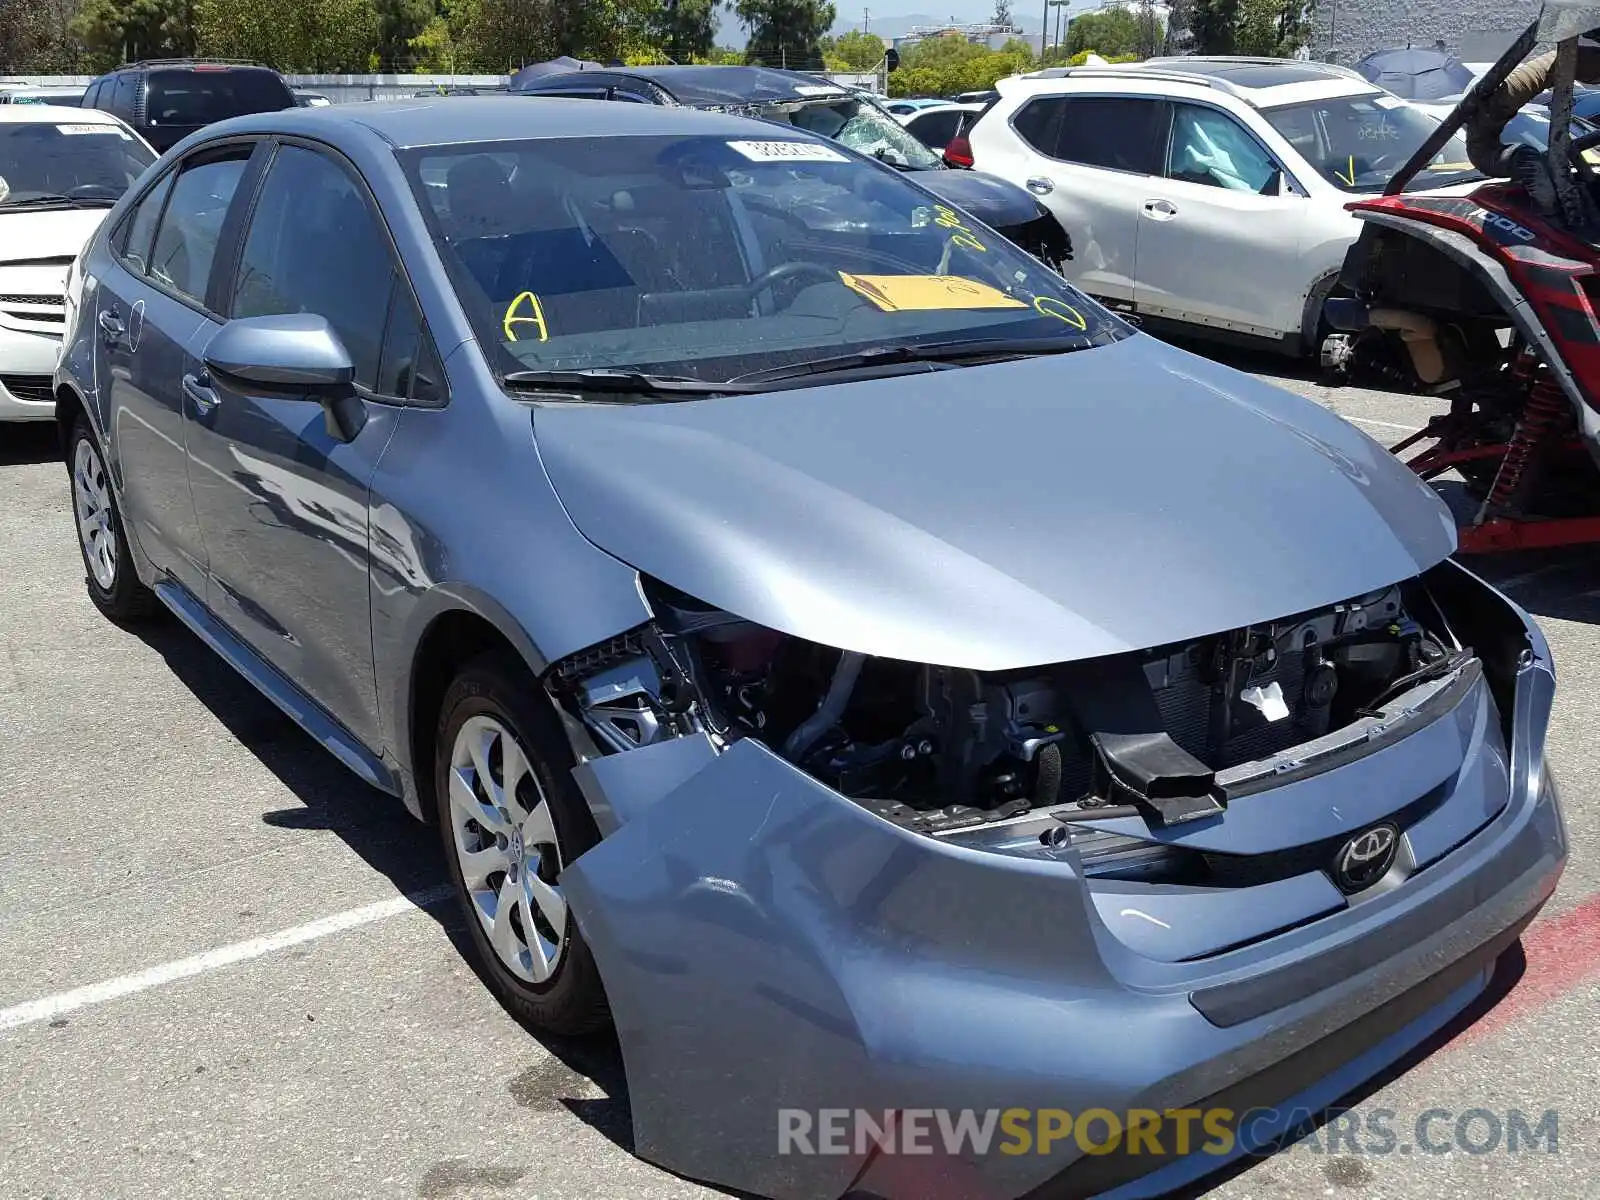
xmin=57 ymin=123 xmax=124 ymax=136
xmin=792 ymin=84 xmax=846 ymax=96
xmin=727 ymin=139 xmax=848 ymax=163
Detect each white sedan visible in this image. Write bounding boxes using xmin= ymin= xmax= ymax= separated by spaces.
xmin=0 ymin=105 xmax=154 ymax=421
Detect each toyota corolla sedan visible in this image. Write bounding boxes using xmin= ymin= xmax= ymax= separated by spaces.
xmin=53 ymin=98 xmax=1565 ymax=1200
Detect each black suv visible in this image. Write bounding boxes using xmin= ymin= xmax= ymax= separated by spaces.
xmin=81 ymin=60 xmax=296 ymax=153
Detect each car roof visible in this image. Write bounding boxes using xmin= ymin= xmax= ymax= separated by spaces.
xmin=541 ymin=65 xmax=855 ymax=107
xmin=102 ymin=60 xmax=279 ymax=74
xmin=1003 ymin=57 xmax=1379 ymax=109
xmin=201 ymin=94 xmax=840 ymax=149
xmin=0 ymin=104 xmax=121 ymax=126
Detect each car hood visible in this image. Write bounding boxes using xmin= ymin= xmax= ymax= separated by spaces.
xmin=533 ymin=336 xmax=1456 ymax=670
xmin=907 ymin=167 xmax=1047 ymax=229
xmin=0 ymin=207 xmax=107 ymax=265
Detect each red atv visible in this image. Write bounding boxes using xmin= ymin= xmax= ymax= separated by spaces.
xmin=1325 ymin=5 xmax=1600 ymax=553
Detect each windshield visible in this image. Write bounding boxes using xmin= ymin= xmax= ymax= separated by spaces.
xmin=8 ymin=91 xmax=85 ymax=106
xmin=404 ymin=133 xmax=1129 ymax=389
xmin=1263 ymin=93 xmax=1480 ymax=192
xmin=147 ymin=69 xmax=294 ymax=126
xmin=765 ymin=96 xmax=945 ymax=171
xmin=0 ymin=121 xmax=155 ymax=205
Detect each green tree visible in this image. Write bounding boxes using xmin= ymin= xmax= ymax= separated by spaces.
xmin=71 ymin=0 xmax=195 ymax=70
xmin=1235 ymin=0 xmax=1312 ymax=57
xmin=887 ymin=35 xmax=1032 ymax=98
xmin=0 ymin=0 xmax=44 ymax=70
xmin=831 ymin=28 xmax=884 ymax=70
xmin=373 ymin=0 xmax=434 ymax=68
xmin=990 ymin=0 xmax=1012 ymax=27
xmin=1064 ymin=7 xmax=1140 ymax=57
xmin=407 ymin=12 xmax=457 ymax=71
xmin=1190 ymin=0 xmax=1239 ymax=55
xmin=735 ymin=0 xmax=836 ymax=70
xmin=652 ymin=0 xmax=719 ymax=62
xmin=195 ymin=0 xmax=378 ymax=70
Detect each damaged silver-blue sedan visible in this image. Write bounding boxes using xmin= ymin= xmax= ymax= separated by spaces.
xmin=54 ymin=97 xmax=1566 ymax=1200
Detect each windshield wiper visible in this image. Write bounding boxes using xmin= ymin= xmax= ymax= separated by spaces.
xmin=502 ymin=368 xmax=753 ymax=396
xmin=730 ymin=336 xmax=1095 ymax=385
xmin=0 ymin=194 xmax=117 ymax=210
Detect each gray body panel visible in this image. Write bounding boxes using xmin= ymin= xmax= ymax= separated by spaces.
xmin=50 ymin=99 xmax=1566 ymax=1200
xmin=562 ymin=629 xmax=1563 ymax=1200
xmin=536 ymin=336 xmax=1456 ymax=670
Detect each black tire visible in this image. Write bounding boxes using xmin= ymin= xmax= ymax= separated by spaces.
xmin=68 ymin=415 xmax=158 ymax=623
xmin=434 ymin=654 xmax=611 ymax=1036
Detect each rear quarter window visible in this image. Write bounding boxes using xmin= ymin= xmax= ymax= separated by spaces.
xmin=146 ymin=69 xmax=294 ymax=125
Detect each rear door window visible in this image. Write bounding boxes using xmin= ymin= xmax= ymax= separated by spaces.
xmin=146 ymin=69 xmax=293 ymax=127
xmin=112 ymin=74 xmax=138 ymax=118
xmin=1050 ymin=97 xmax=1169 ymax=174
xmin=1010 ymin=97 xmax=1065 ymax=157
xmin=118 ymin=170 xmax=177 ymax=274
xmin=148 ymin=149 xmax=254 ymax=305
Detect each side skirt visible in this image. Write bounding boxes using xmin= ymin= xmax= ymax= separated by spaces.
xmin=152 ymin=579 xmax=398 ymax=795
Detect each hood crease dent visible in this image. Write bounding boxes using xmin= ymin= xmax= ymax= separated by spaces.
xmin=533 ymin=337 xmax=1457 ymax=670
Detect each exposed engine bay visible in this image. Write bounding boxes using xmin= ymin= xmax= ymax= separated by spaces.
xmin=552 ymin=577 xmax=1471 ymax=837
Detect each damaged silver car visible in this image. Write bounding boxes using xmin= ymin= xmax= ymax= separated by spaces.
xmin=54 ymin=97 xmax=1566 ymax=1200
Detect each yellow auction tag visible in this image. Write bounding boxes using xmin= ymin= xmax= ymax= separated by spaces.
xmin=503 ymin=291 xmax=548 ymax=343
xmin=838 ymin=272 xmax=1028 ymax=312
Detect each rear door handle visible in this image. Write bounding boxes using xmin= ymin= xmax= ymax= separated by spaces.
xmin=1026 ymin=176 xmax=1054 ymax=196
xmin=182 ymin=372 xmax=219 ymax=414
xmin=97 ymin=309 xmax=123 ymax=341
xmin=1143 ymin=199 xmax=1179 ymax=220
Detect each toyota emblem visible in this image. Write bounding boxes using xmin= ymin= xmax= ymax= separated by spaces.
xmin=1331 ymin=823 xmax=1399 ymax=893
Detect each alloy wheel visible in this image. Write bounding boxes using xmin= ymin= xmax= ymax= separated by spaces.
xmin=448 ymin=714 xmax=570 ymax=983
xmin=73 ymin=437 xmax=117 ymax=591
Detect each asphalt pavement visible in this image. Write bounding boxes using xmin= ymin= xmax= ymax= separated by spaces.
xmin=1 ymin=350 xmax=1596 ymax=1200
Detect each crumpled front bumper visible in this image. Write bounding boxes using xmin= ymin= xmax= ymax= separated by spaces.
xmin=558 ymin=571 xmax=1566 ymax=1200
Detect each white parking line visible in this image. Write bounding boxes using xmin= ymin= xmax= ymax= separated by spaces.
xmin=0 ymin=884 xmax=453 ymax=1033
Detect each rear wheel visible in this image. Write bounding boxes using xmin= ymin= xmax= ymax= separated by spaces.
xmin=68 ymin=416 xmax=157 ymax=623
xmin=434 ymin=655 xmax=610 ymax=1035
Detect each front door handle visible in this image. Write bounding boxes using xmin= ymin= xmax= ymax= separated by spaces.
xmin=97 ymin=309 xmax=124 ymax=342
xmin=182 ymin=372 xmax=219 ymax=414
xmin=1143 ymin=199 xmax=1179 ymax=220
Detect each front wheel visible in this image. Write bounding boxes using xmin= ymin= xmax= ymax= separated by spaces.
xmin=69 ymin=416 xmax=157 ymax=623
xmin=434 ymin=656 xmax=611 ymax=1035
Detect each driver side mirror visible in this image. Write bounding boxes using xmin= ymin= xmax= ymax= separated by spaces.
xmin=203 ymin=313 xmax=368 ymax=442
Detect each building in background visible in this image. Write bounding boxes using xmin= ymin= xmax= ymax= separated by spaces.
xmin=1308 ymin=0 xmax=1541 ymax=65
xmin=892 ymin=22 xmax=1027 ymax=53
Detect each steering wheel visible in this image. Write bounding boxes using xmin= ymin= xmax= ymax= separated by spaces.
xmin=742 ymin=261 xmax=839 ymax=305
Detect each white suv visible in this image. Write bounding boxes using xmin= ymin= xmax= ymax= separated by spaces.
xmin=968 ymin=57 xmax=1483 ymax=355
